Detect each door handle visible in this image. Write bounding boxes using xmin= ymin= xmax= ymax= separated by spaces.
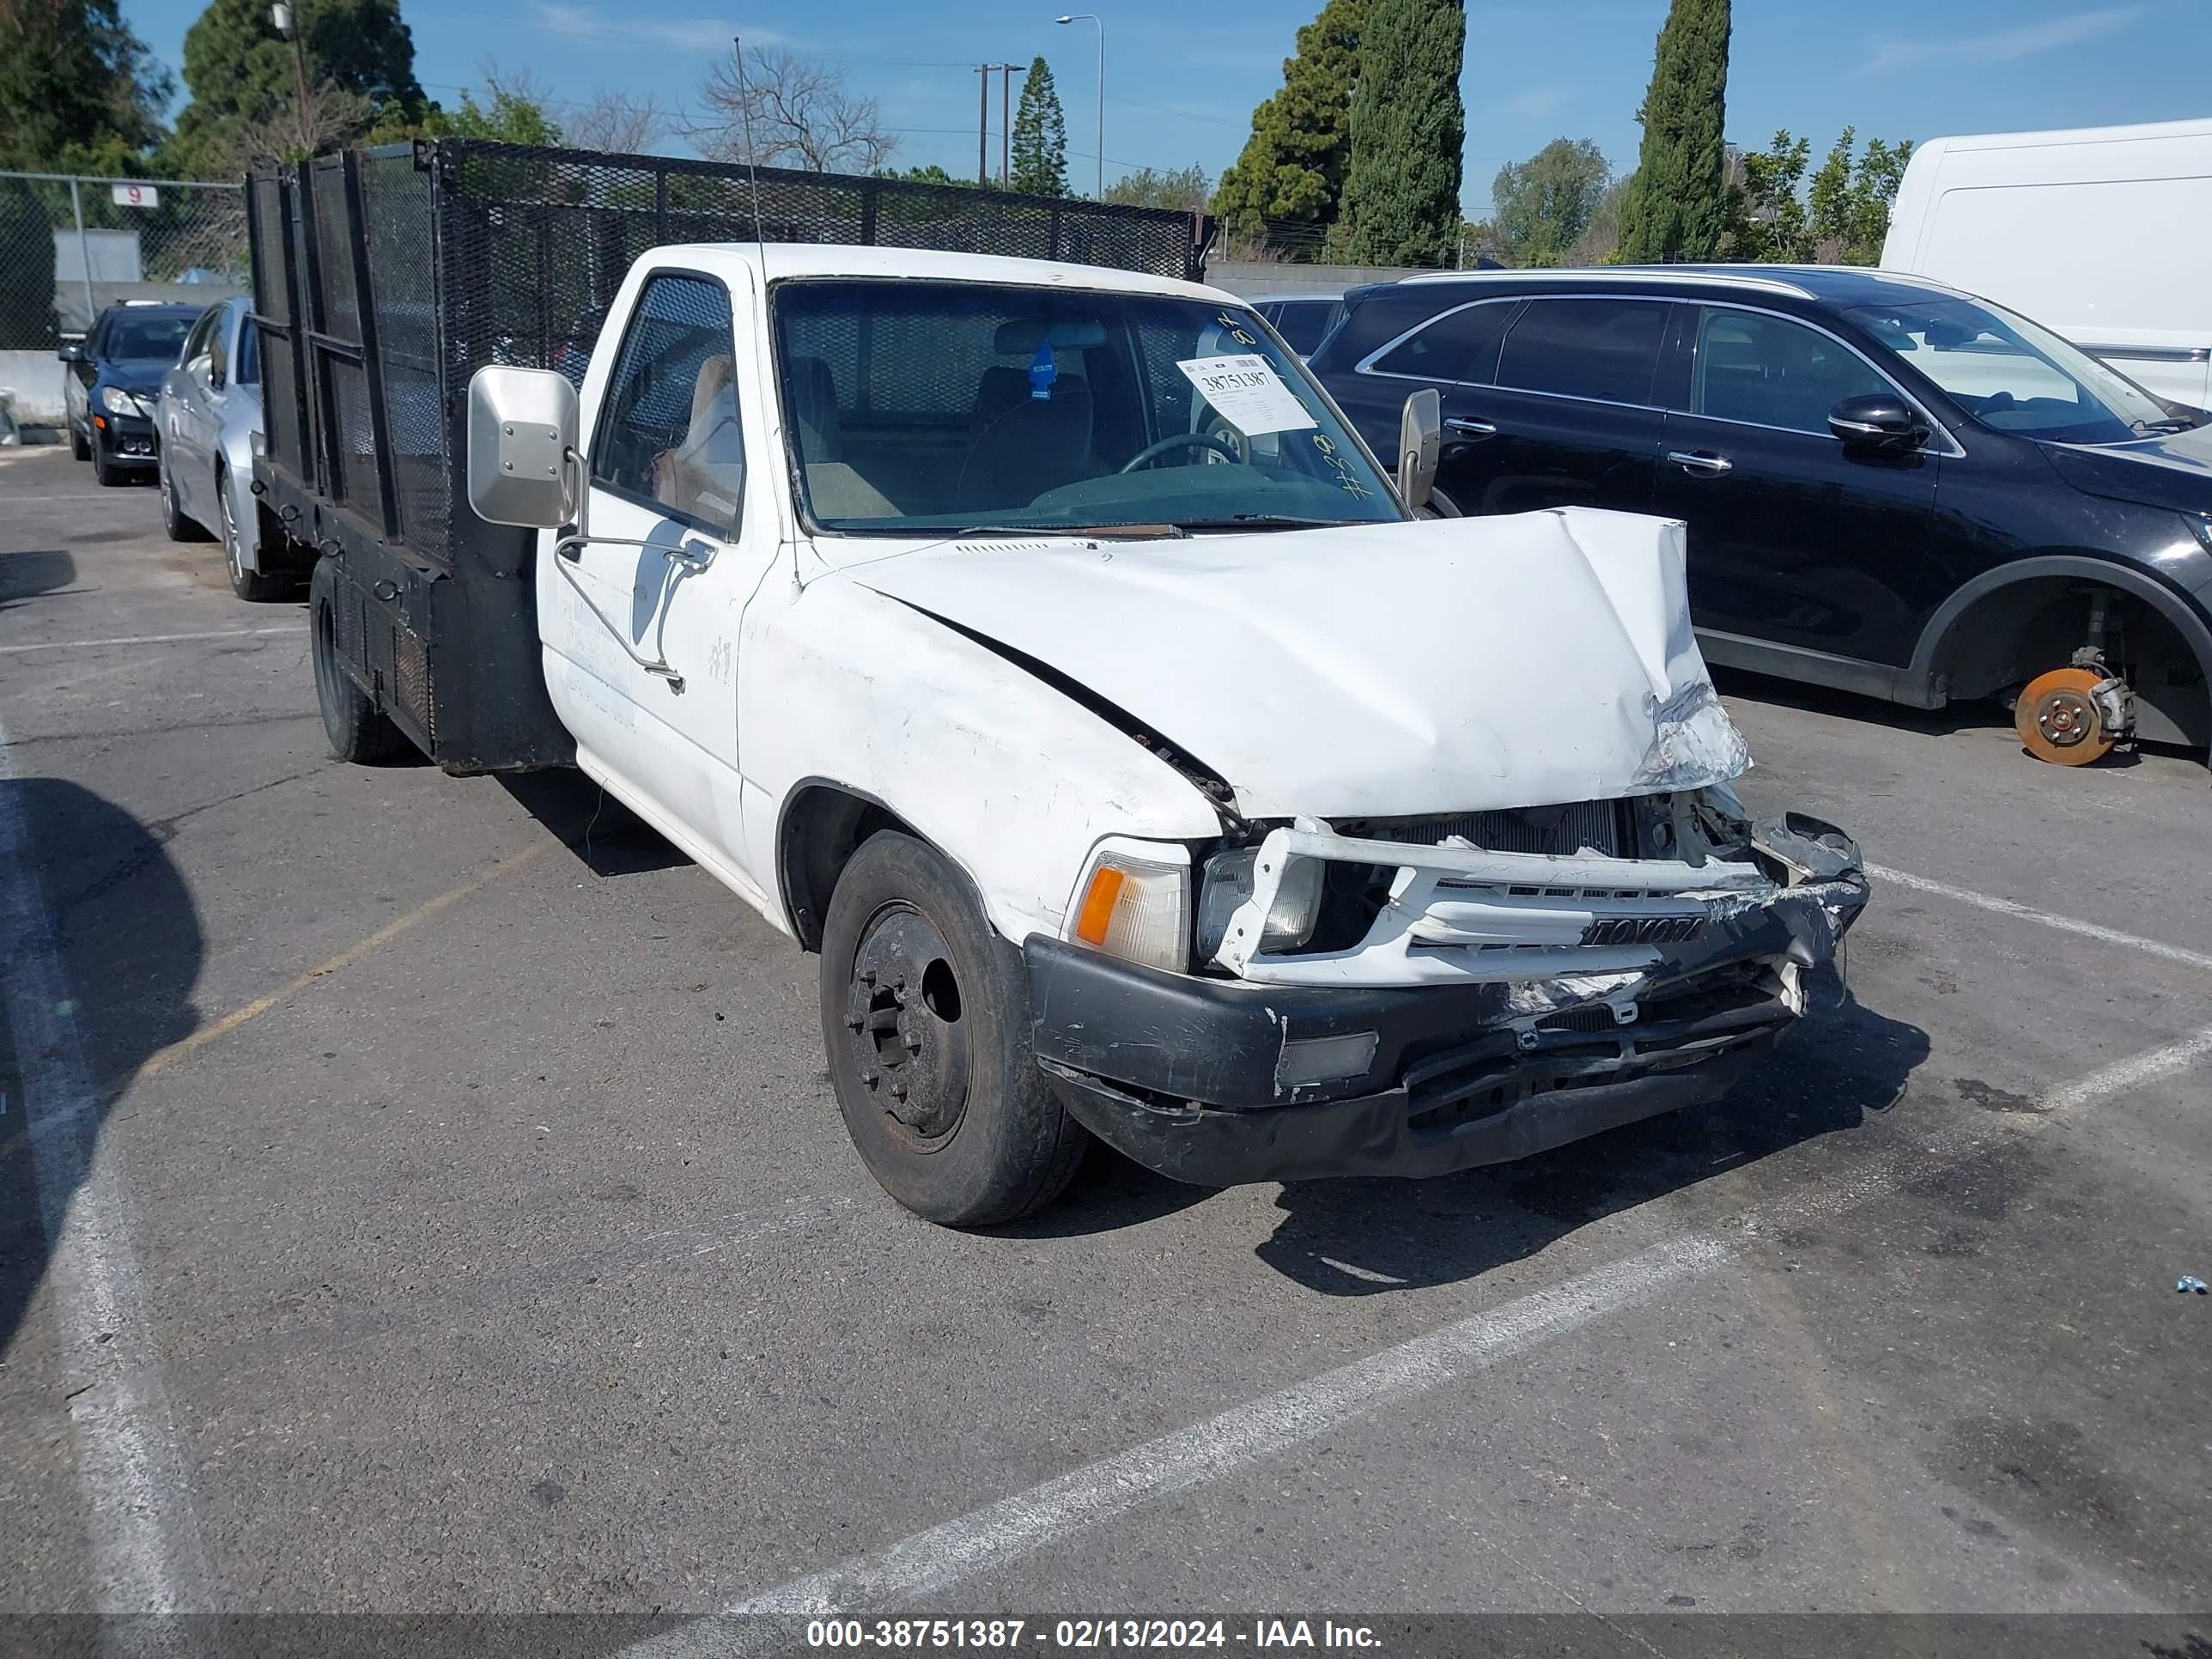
xmin=1667 ymin=450 xmax=1733 ymax=477
xmin=1445 ymin=416 xmax=1498 ymax=438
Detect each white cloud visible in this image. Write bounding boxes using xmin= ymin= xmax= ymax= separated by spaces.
xmin=1856 ymin=4 xmax=2143 ymax=76
xmin=537 ymin=5 xmax=780 ymax=52
xmin=1498 ymin=82 xmax=1570 ymax=119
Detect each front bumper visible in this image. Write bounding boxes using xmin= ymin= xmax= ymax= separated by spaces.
xmin=1024 ymin=847 xmax=1866 ymax=1188
xmin=92 ymin=410 xmax=157 ymax=461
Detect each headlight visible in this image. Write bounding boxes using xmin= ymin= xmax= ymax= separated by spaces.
xmin=1195 ymin=844 xmax=1323 ymax=963
xmin=1066 ymin=842 xmax=1190 ymax=974
xmin=100 ymin=386 xmax=146 ymax=417
xmin=2185 ymin=512 xmax=2212 ymax=553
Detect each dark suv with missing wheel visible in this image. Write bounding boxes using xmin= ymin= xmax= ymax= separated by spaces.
xmin=1307 ymin=266 xmax=2212 ymax=767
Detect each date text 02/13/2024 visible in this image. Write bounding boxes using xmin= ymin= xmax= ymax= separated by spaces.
xmin=804 ymin=1619 xmax=1382 ymax=1649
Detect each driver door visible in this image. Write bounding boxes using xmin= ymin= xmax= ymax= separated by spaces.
xmin=547 ymin=269 xmax=775 ymax=878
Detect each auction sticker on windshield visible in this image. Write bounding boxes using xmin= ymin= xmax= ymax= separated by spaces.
xmin=1176 ymin=355 xmax=1318 ymax=435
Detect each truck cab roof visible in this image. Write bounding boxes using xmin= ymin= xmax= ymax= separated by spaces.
xmin=650 ymin=242 xmax=1237 ymax=306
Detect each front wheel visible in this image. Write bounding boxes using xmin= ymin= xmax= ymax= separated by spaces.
xmin=90 ymin=431 xmax=126 ymax=487
xmin=309 ymin=560 xmax=411 ymax=763
xmin=219 ymin=470 xmax=289 ymax=601
xmin=818 ymin=832 xmax=1088 ymax=1226
xmin=159 ymin=455 xmax=211 ymax=542
xmin=70 ymin=422 xmax=90 ymax=462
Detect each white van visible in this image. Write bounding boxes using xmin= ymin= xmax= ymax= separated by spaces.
xmin=1881 ymin=117 xmax=2212 ymax=410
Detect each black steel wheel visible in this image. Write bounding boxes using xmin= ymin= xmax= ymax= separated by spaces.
xmin=819 ymin=832 xmax=1088 ymax=1226
xmin=309 ymin=560 xmax=410 ymax=763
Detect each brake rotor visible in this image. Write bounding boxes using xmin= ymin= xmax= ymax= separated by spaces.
xmin=2014 ymin=665 xmax=2116 ymax=765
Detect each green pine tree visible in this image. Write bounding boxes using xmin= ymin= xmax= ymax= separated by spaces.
xmin=166 ymin=0 xmax=426 ymax=171
xmin=0 ymin=0 xmax=173 ymax=171
xmin=1211 ymin=0 xmax=1366 ymax=254
xmin=1331 ymin=0 xmax=1465 ymax=266
xmin=1617 ymin=0 xmax=1731 ymax=264
xmin=1011 ymin=58 xmax=1069 ymax=198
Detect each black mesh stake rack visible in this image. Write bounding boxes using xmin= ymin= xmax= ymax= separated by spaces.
xmin=246 ymin=137 xmax=1214 ymax=773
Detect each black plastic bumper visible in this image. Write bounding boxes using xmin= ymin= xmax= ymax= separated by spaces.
xmin=1023 ymin=871 xmax=1860 ymax=1188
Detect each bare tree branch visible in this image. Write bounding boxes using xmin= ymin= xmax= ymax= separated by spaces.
xmin=563 ymin=89 xmax=669 ymax=155
xmin=687 ymin=45 xmax=896 ymax=175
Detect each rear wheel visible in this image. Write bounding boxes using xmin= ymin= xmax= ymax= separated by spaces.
xmin=309 ymin=560 xmax=410 ymax=763
xmin=159 ymin=454 xmax=211 ymax=542
xmin=818 ymin=831 xmax=1087 ymax=1226
xmin=2014 ymin=665 xmax=2120 ymax=765
xmin=219 ymin=468 xmax=289 ymax=601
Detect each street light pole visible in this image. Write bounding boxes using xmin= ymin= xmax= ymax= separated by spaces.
xmin=1054 ymin=14 xmax=1103 ymax=198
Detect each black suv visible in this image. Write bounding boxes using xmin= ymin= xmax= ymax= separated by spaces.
xmin=60 ymin=301 xmax=201 ymax=487
xmin=1308 ymin=267 xmax=2212 ymax=767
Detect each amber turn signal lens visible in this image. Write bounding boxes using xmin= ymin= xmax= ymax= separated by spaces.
xmin=1073 ymin=865 xmax=1127 ymax=945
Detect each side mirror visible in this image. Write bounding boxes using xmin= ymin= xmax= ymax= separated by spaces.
xmin=467 ymin=366 xmax=579 ymax=528
xmin=1396 ymin=387 xmax=1440 ymax=513
xmin=1829 ymin=392 xmax=1924 ymax=451
xmin=57 ymin=339 xmax=84 ymax=363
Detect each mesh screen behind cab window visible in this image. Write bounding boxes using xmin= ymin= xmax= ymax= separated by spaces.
xmin=592 ymin=274 xmax=744 ymax=538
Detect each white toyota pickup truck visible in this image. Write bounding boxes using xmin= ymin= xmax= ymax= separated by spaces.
xmin=431 ymin=242 xmax=1868 ymax=1225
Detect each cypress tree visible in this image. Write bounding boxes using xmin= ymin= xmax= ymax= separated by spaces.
xmin=1616 ymin=0 xmax=1731 ymax=264
xmin=1011 ymin=58 xmax=1069 ymax=198
xmin=1211 ymin=0 xmax=1366 ymax=253
xmin=1331 ymin=0 xmax=1466 ymax=266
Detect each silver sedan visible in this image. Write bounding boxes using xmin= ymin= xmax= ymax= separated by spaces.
xmin=157 ymin=296 xmax=285 ymax=600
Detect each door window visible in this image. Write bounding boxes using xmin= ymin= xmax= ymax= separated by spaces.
xmin=1496 ymin=298 xmax=1670 ymax=405
xmin=179 ymin=307 xmax=220 ymax=371
xmin=1691 ymin=307 xmax=1890 ymax=434
xmin=592 ymin=274 xmax=744 ymax=537
xmin=206 ymin=309 xmax=230 ymax=386
xmin=1371 ymin=300 xmax=1515 ymax=383
xmin=1270 ymin=299 xmax=1339 ymax=356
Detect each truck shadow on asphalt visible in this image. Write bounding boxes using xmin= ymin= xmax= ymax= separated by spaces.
xmin=1019 ymin=995 xmax=1929 ymax=1297
xmin=0 ymin=779 xmax=201 ymax=1360
xmin=495 ymin=771 xmax=690 ymax=876
xmin=0 ymin=549 xmax=80 ymax=615
xmin=1253 ymin=995 xmax=1930 ymax=1295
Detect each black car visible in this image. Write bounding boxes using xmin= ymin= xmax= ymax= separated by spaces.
xmin=1309 ymin=266 xmax=2212 ymax=768
xmin=59 ymin=301 xmax=202 ymax=486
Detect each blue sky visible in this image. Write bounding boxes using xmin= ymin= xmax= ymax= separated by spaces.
xmin=118 ymin=0 xmax=2212 ymax=213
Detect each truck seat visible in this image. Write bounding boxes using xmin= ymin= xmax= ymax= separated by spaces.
xmin=957 ymin=364 xmax=1094 ymax=509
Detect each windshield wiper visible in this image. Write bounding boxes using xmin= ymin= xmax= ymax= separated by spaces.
xmin=945 ymin=520 xmax=1189 ymax=539
xmin=2132 ymin=416 xmax=2197 ymax=435
xmin=1167 ymin=513 xmax=1348 ymax=532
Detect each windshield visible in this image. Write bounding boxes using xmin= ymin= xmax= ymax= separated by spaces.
xmin=772 ymin=280 xmax=1402 ymax=534
xmin=1844 ymin=295 xmax=2175 ymax=445
xmin=103 ymin=313 xmax=195 ymax=362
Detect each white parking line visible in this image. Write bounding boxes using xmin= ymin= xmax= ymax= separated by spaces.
xmin=620 ymin=1009 xmax=2212 ymax=1645
xmin=0 ymin=714 xmax=211 ymax=1613
xmin=2040 ymin=1025 xmax=2212 ymax=1114
xmin=0 ymin=626 xmax=303 ymax=657
xmin=1867 ymin=862 xmax=2212 ymax=975
xmin=625 ymin=1237 xmax=1726 ymax=1647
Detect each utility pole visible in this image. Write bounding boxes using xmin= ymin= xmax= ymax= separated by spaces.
xmin=996 ymin=64 xmax=1018 ymax=187
xmin=273 ymin=3 xmax=313 ymax=155
xmin=975 ymin=64 xmax=991 ymax=185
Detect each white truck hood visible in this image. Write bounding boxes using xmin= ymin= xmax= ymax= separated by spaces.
xmin=844 ymin=507 xmax=1750 ymax=820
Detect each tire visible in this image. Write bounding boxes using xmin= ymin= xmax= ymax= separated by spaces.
xmin=309 ymin=560 xmax=411 ymax=763
xmin=90 ymin=431 xmax=125 ymax=487
xmin=218 ymin=468 xmax=289 ymax=600
xmin=70 ymin=422 xmax=90 ymax=462
xmin=818 ymin=832 xmax=1088 ymax=1226
xmin=159 ymin=455 xmax=212 ymax=542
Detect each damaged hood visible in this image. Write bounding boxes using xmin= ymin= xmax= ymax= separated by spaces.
xmin=844 ymin=507 xmax=1750 ymax=819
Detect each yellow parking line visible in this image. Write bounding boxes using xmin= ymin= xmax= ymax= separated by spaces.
xmin=137 ymin=841 xmax=551 ymax=1083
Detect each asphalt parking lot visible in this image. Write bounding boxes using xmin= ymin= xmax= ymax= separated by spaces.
xmin=3 ymin=442 xmax=2208 ymax=1654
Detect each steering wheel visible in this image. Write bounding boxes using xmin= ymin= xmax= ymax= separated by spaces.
xmin=1118 ymin=432 xmax=1243 ymax=473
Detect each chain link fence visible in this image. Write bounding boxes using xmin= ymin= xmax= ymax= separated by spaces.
xmin=0 ymin=172 xmax=246 ymax=434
